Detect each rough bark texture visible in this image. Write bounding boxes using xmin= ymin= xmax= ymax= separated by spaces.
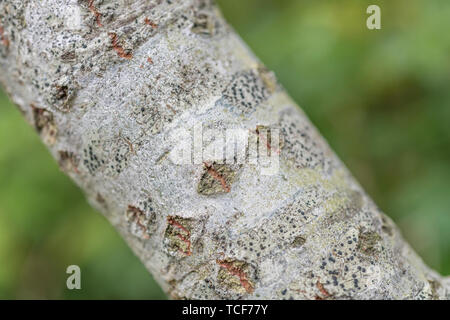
xmin=0 ymin=0 xmax=448 ymax=299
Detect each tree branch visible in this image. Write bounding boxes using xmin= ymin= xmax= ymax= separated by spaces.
xmin=0 ymin=0 xmax=448 ymax=299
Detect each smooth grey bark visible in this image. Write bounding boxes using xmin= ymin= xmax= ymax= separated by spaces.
xmin=0 ymin=0 xmax=448 ymax=299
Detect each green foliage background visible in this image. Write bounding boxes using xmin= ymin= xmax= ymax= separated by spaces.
xmin=0 ymin=0 xmax=449 ymax=299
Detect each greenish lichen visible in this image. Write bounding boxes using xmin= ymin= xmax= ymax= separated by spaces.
xmin=164 ymin=216 xmax=192 ymax=256
xmin=197 ymin=163 xmax=237 ymax=195
xmin=217 ymin=259 xmax=255 ymax=295
xmin=357 ymin=229 xmax=382 ymax=255
xmin=291 ymin=236 xmax=306 ymax=247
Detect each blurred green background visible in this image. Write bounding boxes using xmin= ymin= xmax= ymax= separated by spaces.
xmin=0 ymin=0 xmax=449 ymax=299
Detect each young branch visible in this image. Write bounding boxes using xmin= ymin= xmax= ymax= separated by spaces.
xmin=0 ymin=0 xmax=448 ymax=299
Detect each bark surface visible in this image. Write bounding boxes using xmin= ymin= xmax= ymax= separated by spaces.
xmin=0 ymin=0 xmax=448 ymax=299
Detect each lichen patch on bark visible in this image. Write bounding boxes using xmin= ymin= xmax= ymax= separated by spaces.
xmin=126 ymin=204 xmax=156 ymax=240
xmin=58 ymin=151 xmax=79 ymax=174
xmin=31 ymin=105 xmax=58 ymax=146
xmin=87 ymin=0 xmax=103 ymax=27
xmin=219 ymin=70 xmax=271 ymax=116
xmin=357 ymin=229 xmax=382 ymax=255
xmin=0 ymin=22 xmax=9 ymax=48
xmin=109 ymin=32 xmax=133 ymax=60
xmin=217 ymin=259 xmax=255 ymax=294
xmin=197 ymin=163 xmax=237 ymax=195
xmin=164 ymin=216 xmax=192 ymax=256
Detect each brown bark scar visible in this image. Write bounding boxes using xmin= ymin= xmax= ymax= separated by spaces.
xmin=217 ymin=259 xmax=254 ymax=294
xmin=165 ymin=104 xmax=176 ymax=114
xmin=58 ymin=150 xmax=80 ymax=174
xmin=120 ymin=134 xmax=135 ymax=155
xmin=144 ymin=18 xmax=158 ymax=29
xmin=316 ymin=279 xmax=331 ymax=299
xmin=127 ymin=205 xmax=150 ymax=239
xmin=203 ymin=162 xmax=231 ymax=193
xmin=167 ymin=216 xmax=192 ymax=256
xmin=108 ymin=33 xmax=133 ymax=59
xmin=88 ymin=0 xmax=103 ymax=27
xmin=0 ymin=23 xmax=9 ymax=47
